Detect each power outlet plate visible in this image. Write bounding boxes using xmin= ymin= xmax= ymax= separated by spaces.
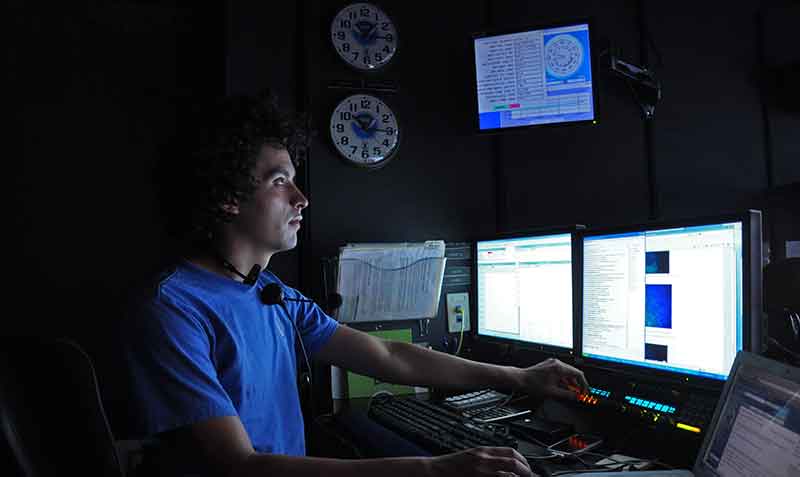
xmin=446 ymin=292 xmax=470 ymax=333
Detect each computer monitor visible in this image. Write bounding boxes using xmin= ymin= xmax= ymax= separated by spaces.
xmin=474 ymin=227 xmax=581 ymax=353
xmin=471 ymin=19 xmax=598 ymax=132
xmin=580 ymin=211 xmax=763 ymax=384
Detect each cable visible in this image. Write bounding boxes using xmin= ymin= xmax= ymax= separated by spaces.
xmin=366 ymin=390 xmax=394 ymax=414
xmin=768 ymin=337 xmax=800 ymax=363
xmin=454 ymin=309 xmax=466 ymax=356
xmin=467 ymin=391 xmax=528 ymax=421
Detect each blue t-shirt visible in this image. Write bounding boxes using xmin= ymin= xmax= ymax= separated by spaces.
xmin=123 ymin=260 xmax=338 ymax=465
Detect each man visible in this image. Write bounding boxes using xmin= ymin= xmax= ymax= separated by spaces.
xmin=123 ymin=92 xmax=589 ymax=477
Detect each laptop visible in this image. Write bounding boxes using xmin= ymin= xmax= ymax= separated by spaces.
xmin=567 ymin=351 xmax=800 ymax=477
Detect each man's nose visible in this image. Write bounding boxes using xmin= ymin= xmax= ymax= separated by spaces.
xmin=292 ymin=184 xmax=309 ymax=209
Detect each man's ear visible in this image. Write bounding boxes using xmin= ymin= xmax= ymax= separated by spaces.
xmin=220 ymin=201 xmax=239 ymax=215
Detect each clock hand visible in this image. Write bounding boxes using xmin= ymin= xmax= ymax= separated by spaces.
xmin=365 ymin=23 xmax=379 ymax=40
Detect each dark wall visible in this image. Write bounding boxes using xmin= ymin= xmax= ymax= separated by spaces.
xmin=10 ymin=0 xmax=226 ymax=437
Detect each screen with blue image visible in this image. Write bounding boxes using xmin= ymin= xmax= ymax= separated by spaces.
xmin=473 ymin=21 xmax=596 ymax=131
xmin=582 ymin=222 xmax=744 ymax=380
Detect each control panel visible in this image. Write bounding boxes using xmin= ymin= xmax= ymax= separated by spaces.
xmin=576 ymin=382 xmax=718 ymax=436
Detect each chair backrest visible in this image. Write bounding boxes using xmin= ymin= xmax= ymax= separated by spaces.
xmin=0 ymin=337 xmax=123 ymax=477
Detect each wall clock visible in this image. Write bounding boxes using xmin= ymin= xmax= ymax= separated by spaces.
xmin=330 ymin=2 xmax=398 ymax=71
xmin=329 ymin=93 xmax=400 ymax=169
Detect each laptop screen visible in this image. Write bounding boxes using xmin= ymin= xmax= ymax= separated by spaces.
xmin=699 ymin=355 xmax=800 ymax=476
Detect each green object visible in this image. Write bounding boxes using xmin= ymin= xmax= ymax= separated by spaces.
xmin=347 ymin=328 xmax=416 ymax=398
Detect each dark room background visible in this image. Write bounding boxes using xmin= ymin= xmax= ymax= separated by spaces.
xmin=10 ymin=0 xmax=799 ymax=440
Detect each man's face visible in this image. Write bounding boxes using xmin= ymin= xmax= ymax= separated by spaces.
xmin=228 ymin=145 xmax=308 ymax=255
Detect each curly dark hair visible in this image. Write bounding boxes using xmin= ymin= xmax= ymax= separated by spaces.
xmin=155 ymin=90 xmax=311 ymax=248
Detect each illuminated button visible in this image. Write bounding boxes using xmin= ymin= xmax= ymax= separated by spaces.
xmin=677 ymin=423 xmax=701 ymax=433
xmin=642 ymin=400 xmax=651 ymax=407
xmin=655 ymin=404 xmax=663 ymax=411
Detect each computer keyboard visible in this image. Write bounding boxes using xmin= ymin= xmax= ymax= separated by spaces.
xmin=443 ymin=389 xmax=508 ymax=410
xmin=368 ymin=395 xmax=518 ymax=454
xmin=443 ymin=389 xmax=531 ymax=422
xmin=462 ymin=404 xmax=531 ymax=422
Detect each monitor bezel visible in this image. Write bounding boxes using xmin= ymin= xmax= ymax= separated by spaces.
xmin=472 ymin=224 xmax=585 ymax=357
xmin=576 ymin=210 xmax=763 ymax=389
xmin=469 ymin=17 xmax=600 ymax=135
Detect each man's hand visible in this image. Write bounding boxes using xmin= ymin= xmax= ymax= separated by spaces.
xmin=427 ymin=446 xmax=534 ymax=477
xmin=517 ymin=357 xmax=589 ymax=401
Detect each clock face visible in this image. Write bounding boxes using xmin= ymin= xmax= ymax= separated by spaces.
xmin=545 ymin=34 xmax=583 ymax=78
xmin=329 ymin=94 xmax=400 ymax=169
xmin=330 ymin=2 xmax=398 ymax=71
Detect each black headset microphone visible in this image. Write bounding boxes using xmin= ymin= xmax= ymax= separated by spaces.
xmin=260 ymin=282 xmax=315 ymax=387
xmin=220 ymin=259 xmax=344 ymax=392
xmin=218 ymin=259 xmax=315 ymax=387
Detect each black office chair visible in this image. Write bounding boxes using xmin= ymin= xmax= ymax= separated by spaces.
xmin=0 ymin=337 xmax=124 ymax=477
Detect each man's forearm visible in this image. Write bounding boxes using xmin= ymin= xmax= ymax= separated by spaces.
xmin=378 ymin=341 xmax=523 ymax=391
xmin=235 ymin=453 xmax=431 ymax=477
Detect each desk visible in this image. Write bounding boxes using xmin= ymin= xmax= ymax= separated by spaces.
xmin=309 ymin=394 xmax=702 ymax=475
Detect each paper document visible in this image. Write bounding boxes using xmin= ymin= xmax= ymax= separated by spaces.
xmin=335 ymin=241 xmax=446 ymax=322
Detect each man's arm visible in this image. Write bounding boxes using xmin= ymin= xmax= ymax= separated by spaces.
xmin=315 ymin=326 xmax=588 ymax=399
xmin=168 ymin=415 xmax=533 ymax=477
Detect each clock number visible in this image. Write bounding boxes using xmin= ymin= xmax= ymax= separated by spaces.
xmin=360 ymin=7 xmax=370 ymax=17
xmin=350 ymin=146 xmax=358 ymax=154
xmin=335 ymin=123 xmax=345 ymax=133
xmin=381 ymin=22 xmax=390 ymax=31
xmin=382 ymin=139 xmax=390 ymax=147
xmin=360 ymin=98 xmax=371 ymax=108
xmin=342 ymin=43 xmax=350 ymax=52
xmin=348 ymin=11 xmax=357 ymax=20
xmin=339 ymin=112 xmax=351 ymax=120
xmin=336 ymin=31 xmax=346 ymax=41
xmin=385 ymin=127 xmax=395 ymax=135
xmin=373 ymin=147 xmax=381 ymax=155
xmin=362 ymin=54 xmax=370 ymax=65
xmin=340 ymin=136 xmax=349 ymax=145
xmin=349 ymin=103 xmax=358 ymax=112
xmin=383 ymin=45 xmax=391 ymax=54
xmin=375 ymin=53 xmax=383 ymax=62
xmin=382 ymin=114 xmax=390 ymax=123
xmin=384 ymin=34 xmax=394 ymax=42
xmin=361 ymin=149 xmax=369 ymax=159
xmin=351 ymin=51 xmax=359 ymax=61
xmin=340 ymin=20 xmax=351 ymax=28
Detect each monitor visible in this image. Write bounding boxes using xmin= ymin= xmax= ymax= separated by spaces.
xmin=580 ymin=211 xmax=763 ymax=383
xmin=474 ymin=228 xmax=581 ymax=352
xmin=471 ymin=19 xmax=598 ymax=132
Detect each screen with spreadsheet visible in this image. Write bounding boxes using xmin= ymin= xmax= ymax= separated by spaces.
xmin=472 ymin=20 xmax=597 ymax=132
xmin=581 ymin=215 xmax=761 ymax=381
xmin=476 ymin=232 xmax=575 ymax=350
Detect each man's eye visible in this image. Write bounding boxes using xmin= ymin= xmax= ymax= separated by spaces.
xmin=274 ymin=177 xmax=287 ymax=185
